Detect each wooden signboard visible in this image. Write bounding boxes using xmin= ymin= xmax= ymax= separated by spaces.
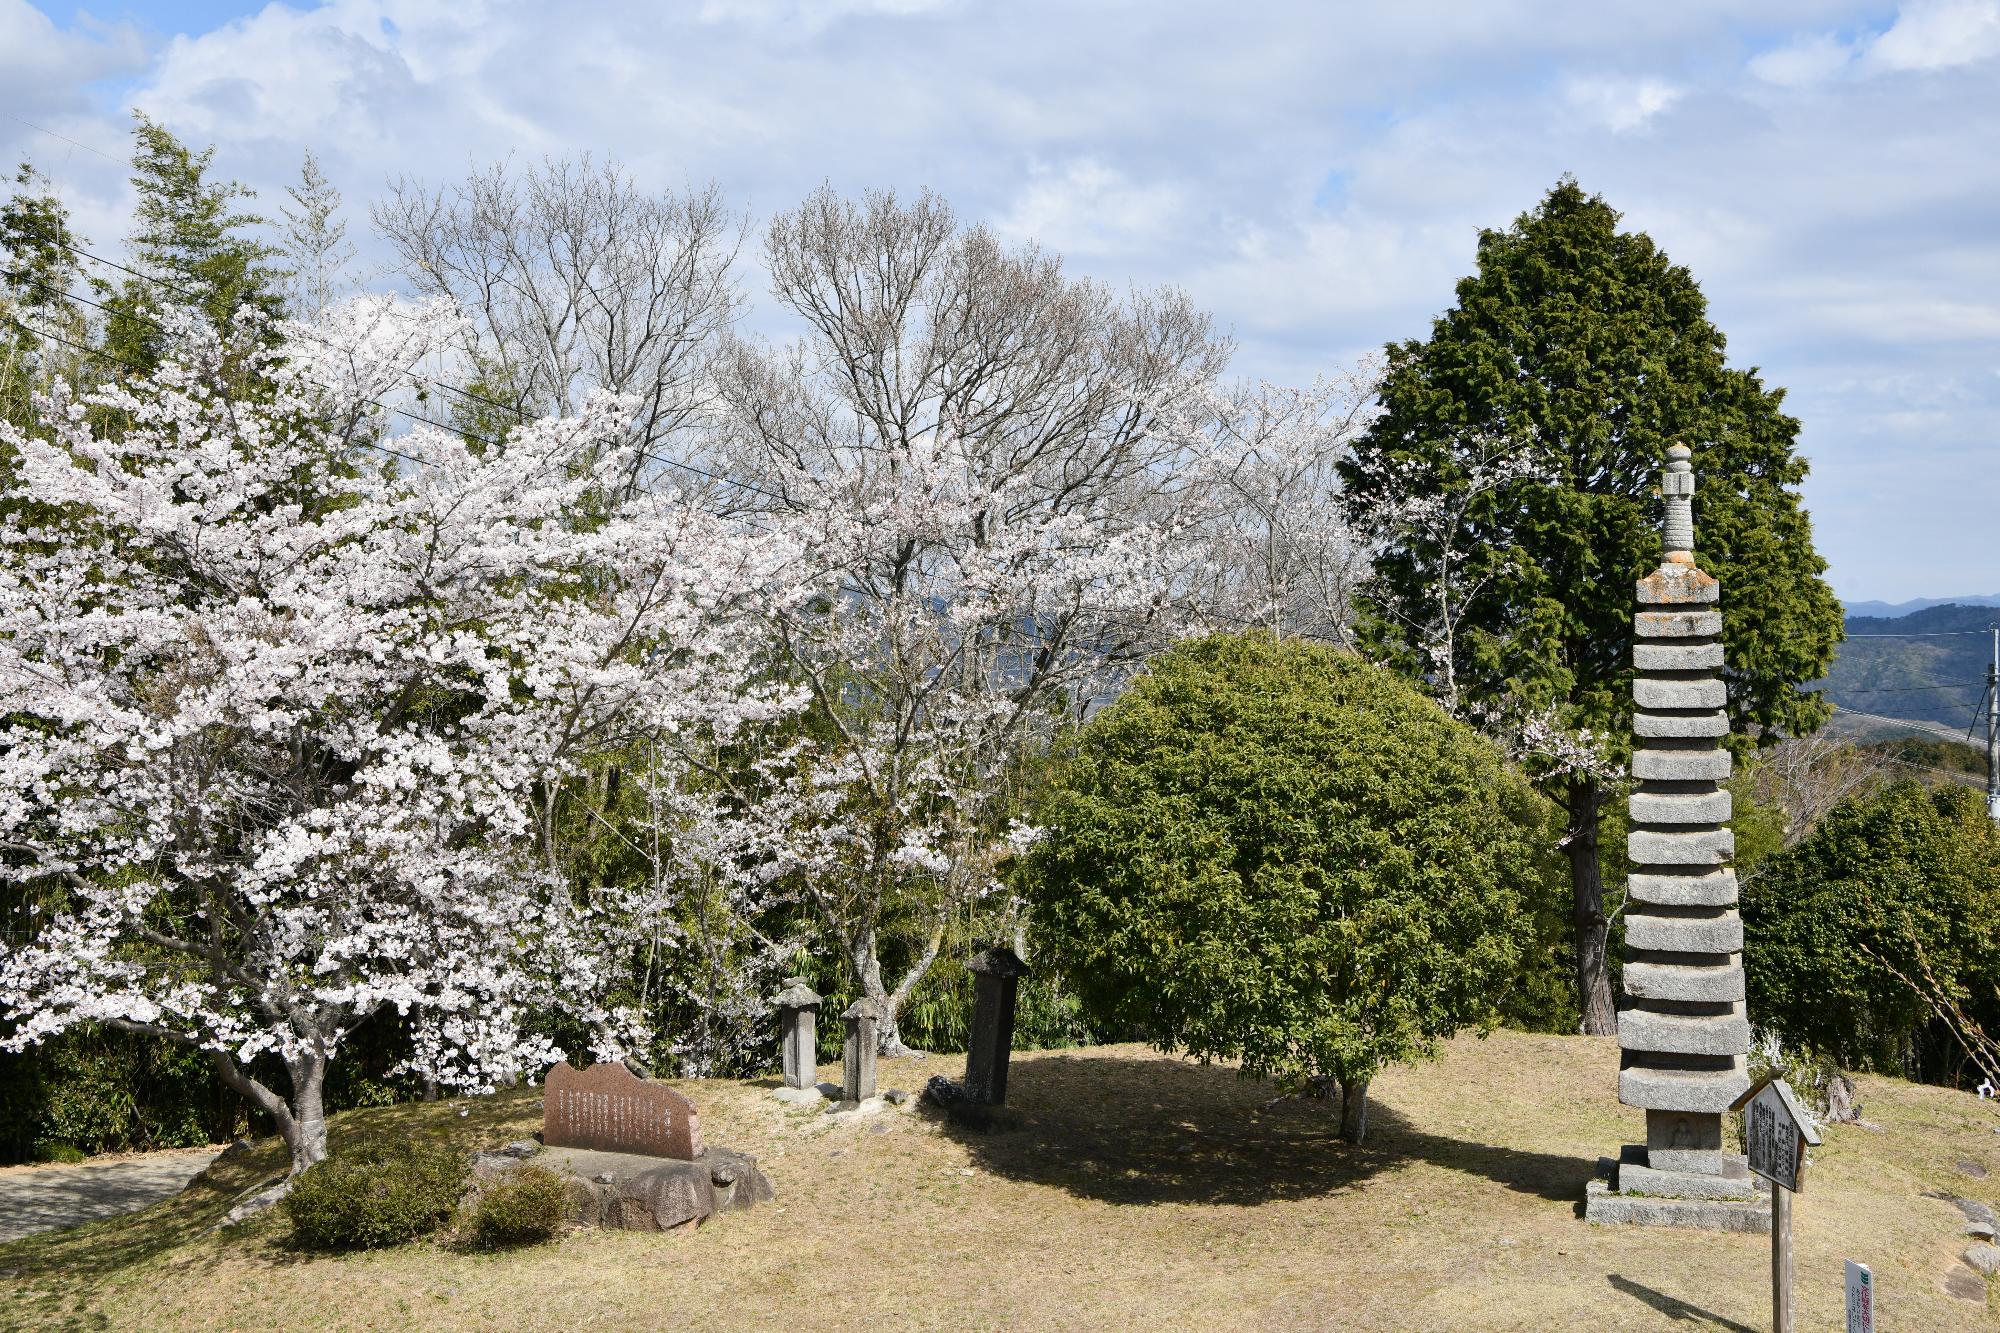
xmin=1742 ymin=1079 xmax=1816 ymax=1191
xmin=1731 ymin=1077 xmax=1822 ymax=1333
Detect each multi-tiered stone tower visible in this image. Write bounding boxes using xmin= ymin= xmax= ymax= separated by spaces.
xmin=1585 ymin=445 xmax=1764 ymax=1232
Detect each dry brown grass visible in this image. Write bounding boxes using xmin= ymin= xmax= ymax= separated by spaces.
xmin=1 ymin=1032 xmax=1995 ymax=1331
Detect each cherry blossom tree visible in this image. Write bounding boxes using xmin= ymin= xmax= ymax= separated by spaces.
xmin=714 ymin=186 xmax=1227 ymax=1053
xmin=0 ymin=298 xmax=793 ymax=1179
xmin=1170 ymin=365 xmax=1382 ymax=647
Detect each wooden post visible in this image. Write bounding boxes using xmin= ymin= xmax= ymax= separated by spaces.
xmin=1771 ymin=1184 xmax=1793 ymax=1333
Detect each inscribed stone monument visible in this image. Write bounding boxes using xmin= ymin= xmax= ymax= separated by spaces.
xmin=962 ymin=946 xmax=1028 ymax=1106
xmin=543 ymin=1060 xmax=702 ymax=1160
xmin=1585 ymin=444 xmax=1764 ymax=1232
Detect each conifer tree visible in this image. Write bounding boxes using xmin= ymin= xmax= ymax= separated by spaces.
xmin=1340 ymin=179 xmax=1842 ymax=1035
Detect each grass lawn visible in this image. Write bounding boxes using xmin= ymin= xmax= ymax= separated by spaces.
xmin=1 ymin=1031 xmax=1995 ymax=1331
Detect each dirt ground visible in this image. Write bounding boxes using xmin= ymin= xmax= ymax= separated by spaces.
xmin=1 ymin=1032 xmax=1994 ymax=1331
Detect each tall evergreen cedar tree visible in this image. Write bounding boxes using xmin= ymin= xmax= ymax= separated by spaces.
xmin=103 ymin=113 xmax=286 ymax=370
xmin=1340 ymin=180 xmax=1842 ymax=1035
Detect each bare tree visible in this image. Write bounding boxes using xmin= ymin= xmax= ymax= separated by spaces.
xmin=714 ymin=185 xmax=1229 ymax=1053
xmin=1171 ymin=365 xmax=1382 ymax=646
xmin=280 ymin=150 xmax=356 ymax=321
xmin=1750 ymin=731 xmax=1892 ymax=846
xmin=373 ymin=157 xmax=745 ymax=495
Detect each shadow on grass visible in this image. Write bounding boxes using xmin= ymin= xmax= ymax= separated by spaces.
xmin=0 ymin=1084 xmax=545 ymax=1301
xmin=945 ymin=1054 xmax=1595 ymax=1208
xmin=1607 ymin=1275 xmax=1757 ymax=1330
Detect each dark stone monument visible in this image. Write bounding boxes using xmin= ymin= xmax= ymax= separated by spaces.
xmin=774 ymin=976 xmax=823 ymax=1091
xmin=543 ymin=1060 xmax=702 ymax=1160
xmin=962 ymin=946 xmax=1029 ymax=1105
xmin=842 ymin=997 xmax=881 ymax=1103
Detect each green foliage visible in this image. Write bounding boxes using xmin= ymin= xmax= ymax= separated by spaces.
xmin=103 ymin=113 xmax=286 ymax=370
xmin=1827 ymin=603 xmax=1997 ymax=731
xmin=896 ymin=957 xmax=1102 ymax=1054
xmin=1025 ymin=633 xmax=1547 ymax=1090
xmin=467 ymin=1165 xmax=568 ymax=1247
xmin=1743 ymin=780 xmax=2000 ymax=1081
xmin=0 ymin=1029 xmax=222 ymax=1162
xmin=1343 ymin=177 xmax=1841 ymax=765
xmin=285 ymin=1139 xmax=468 ymax=1251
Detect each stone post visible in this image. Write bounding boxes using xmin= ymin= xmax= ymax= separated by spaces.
xmin=962 ymin=947 xmax=1029 ymax=1105
xmin=1586 ymin=444 xmax=1762 ymax=1232
xmin=773 ymin=976 xmax=822 ymax=1091
xmin=841 ymin=997 xmax=881 ymax=1103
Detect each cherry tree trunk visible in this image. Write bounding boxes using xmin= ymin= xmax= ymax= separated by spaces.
xmin=1566 ymin=779 xmax=1618 ymax=1037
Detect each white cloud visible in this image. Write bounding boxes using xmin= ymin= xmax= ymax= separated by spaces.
xmin=2 ymin=0 xmax=1997 ymax=599
xmin=992 ymin=159 xmax=1187 ymax=259
xmin=1747 ymin=33 xmax=1856 ymax=87
xmin=1563 ymin=76 xmax=1685 ymax=132
xmin=1865 ymin=0 xmax=2000 ymax=71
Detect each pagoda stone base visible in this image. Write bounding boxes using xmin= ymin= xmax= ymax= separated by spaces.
xmin=1584 ymin=1147 xmax=1769 ymax=1231
xmin=1585 ymin=1180 xmax=1769 ymax=1232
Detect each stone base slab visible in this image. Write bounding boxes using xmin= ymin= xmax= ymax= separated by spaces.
xmin=1614 ymin=1159 xmax=1760 ymax=1201
xmin=1585 ymin=1180 xmax=1769 ymax=1232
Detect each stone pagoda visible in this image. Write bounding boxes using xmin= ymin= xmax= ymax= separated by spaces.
xmin=1585 ymin=444 xmax=1763 ymax=1232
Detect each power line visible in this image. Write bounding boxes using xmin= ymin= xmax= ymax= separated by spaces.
xmin=1831 ymin=704 xmax=1981 ymax=742
xmin=1833 ymin=681 xmax=1985 ymax=694
xmin=3 ymin=112 xmax=125 ymax=166
xmin=1844 ymin=630 xmax=1995 ymax=638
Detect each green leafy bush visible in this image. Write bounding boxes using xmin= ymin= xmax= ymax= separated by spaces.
xmin=285 ymin=1139 xmax=468 ymax=1251
xmin=468 ymin=1166 xmax=568 ymax=1247
xmin=1744 ymin=780 xmax=2000 ymax=1083
xmin=1025 ymin=633 xmax=1549 ymax=1140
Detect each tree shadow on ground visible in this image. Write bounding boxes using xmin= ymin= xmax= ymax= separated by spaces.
xmin=942 ymin=1053 xmax=1596 ymax=1208
xmin=0 ymin=1086 xmax=543 ymax=1294
xmin=1606 ymin=1275 xmax=1757 ymax=1331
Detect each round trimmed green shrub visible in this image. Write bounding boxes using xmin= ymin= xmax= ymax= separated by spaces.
xmin=284 ymin=1139 xmax=467 ymax=1251
xmin=468 ymin=1165 xmax=568 ymax=1247
xmin=1025 ymin=633 xmax=1550 ymax=1138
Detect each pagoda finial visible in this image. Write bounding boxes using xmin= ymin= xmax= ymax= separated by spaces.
xmin=1661 ymin=444 xmax=1695 ymax=564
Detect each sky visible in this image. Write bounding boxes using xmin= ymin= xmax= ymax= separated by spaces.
xmin=3 ymin=0 xmax=1997 ymax=604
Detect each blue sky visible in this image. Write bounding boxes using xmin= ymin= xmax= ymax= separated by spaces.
xmin=5 ymin=0 xmax=1998 ymax=603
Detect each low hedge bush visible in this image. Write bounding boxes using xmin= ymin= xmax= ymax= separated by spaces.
xmin=468 ymin=1165 xmax=568 ymax=1247
xmin=284 ymin=1139 xmax=467 ymax=1251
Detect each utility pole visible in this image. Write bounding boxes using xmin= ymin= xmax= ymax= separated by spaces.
xmin=1988 ymin=626 xmax=1998 ymax=822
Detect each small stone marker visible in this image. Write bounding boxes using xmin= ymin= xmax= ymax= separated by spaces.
xmin=963 ymin=946 xmax=1028 ymax=1106
xmin=543 ymin=1060 xmax=702 ymax=1160
xmin=1732 ymin=1077 xmax=1821 ymax=1333
xmin=1844 ymin=1260 xmax=1873 ymax=1333
xmin=842 ymin=997 xmax=881 ymax=1103
xmin=774 ymin=976 xmax=823 ymax=1091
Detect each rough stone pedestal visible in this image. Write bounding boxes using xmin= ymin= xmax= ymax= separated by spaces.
xmin=474 ymin=1145 xmax=773 ymax=1232
xmin=1585 ymin=445 xmax=1757 ymax=1232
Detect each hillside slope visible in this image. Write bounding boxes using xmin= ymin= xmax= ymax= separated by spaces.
xmin=1 ymin=1034 xmax=1994 ymax=1331
xmin=1823 ymin=603 xmax=1997 ymax=731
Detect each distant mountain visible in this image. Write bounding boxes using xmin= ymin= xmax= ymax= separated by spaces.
xmin=1843 ymin=594 xmax=2000 ymax=619
xmin=1819 ymin=603 xmax=1997 ymax=732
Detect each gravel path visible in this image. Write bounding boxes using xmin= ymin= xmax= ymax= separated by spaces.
xmin=0 ymin=1148 xmax=222 ymax=1243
